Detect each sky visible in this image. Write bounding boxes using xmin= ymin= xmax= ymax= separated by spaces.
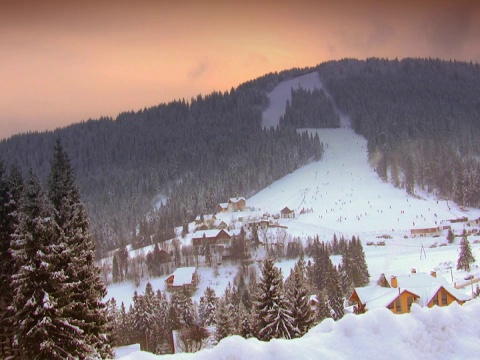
xmin=1 ymin=0 xmax=479 ymax=140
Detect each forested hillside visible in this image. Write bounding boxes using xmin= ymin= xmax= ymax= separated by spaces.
xmin=0 ymin=67 xmax=322 ymax=256
xmin=318 ymin=58 xmax=480 ymax=204
xmin=3 ymin=58 xmax=480 ymax=256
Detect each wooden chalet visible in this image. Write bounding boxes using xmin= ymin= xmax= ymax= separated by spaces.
xmin=228 ymin=197 xmax=246 ymax=212
xmin=378 ymin=272 xmax=470 ymax=307
xmin=280 ymin=206 xmax=295 ymax=219
xmin=410 ymin=226 xmax=442 ymax=238
xmin=216 ymin=203 xmax=228 ymax=213
xmin=349 ymin=286 xmax=420 ymax=314
xmin=165 ymin=267 xmax=198 ymax=293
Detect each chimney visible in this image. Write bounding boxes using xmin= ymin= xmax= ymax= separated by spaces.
xmin=391 ymin=275 xmax=398 ymax=288
xmin=430 ymin=271 xmax=437 ymax=278
xmin=411 ymin=268 xmax=416 ymax=274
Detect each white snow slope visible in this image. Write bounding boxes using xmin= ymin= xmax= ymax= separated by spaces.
xmin=117 ymin=300 xmax=480 ymax=360
xmin=113 ymin=71 xmax=480 ymax=358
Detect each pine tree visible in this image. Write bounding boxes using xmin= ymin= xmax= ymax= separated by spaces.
xmin=112 ymin=254 xmax=121 ymax=283
xmin=10 ymin=171 xmax=92 ymax=358
xmin=350 ymin=236 xmax=370 ymax=287
xmin=457 ymin=235 xmax=476 ymax=271
xmin=214 ymin=298 xmax=235 ymax=342
xmin=199 ymin=287 xmax=218 ymax=326
xmin=315 ymin=290 xmax=331 ymax=323
xmin=0 ymin=163 xmax=23 ymax=357
xmin=286 ymin=255 xmax=314 ymax=337
xmin=447 ymin=229 xmax=455 ymax=244
xmin=326 ymin=265 xmax=345 ymax=321
xmin=47 ymin=140 xmax=113 ymax=357
xmin=239 ymin=307 xmax=255 ymax=339
xmin=255 ymin=258 xmax=296 ymax=341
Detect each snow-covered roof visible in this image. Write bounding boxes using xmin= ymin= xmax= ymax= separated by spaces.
xmin=354 ymin=286 xmax=419 ymax=310
xmin=171 ymin=267 xmax=197 ymax=286
xmin=213 ymin=219 xmax=226 ymax=226
xmin=229 ymin=197 xmax=245 ymax=203
xmin=217 ymin=203 xmax=228 ymax=208
xmin=192 ymin=229 xmax=231 ymax=239
xmin=195 ymin=214 xmax=216 ymax=221
xmin=387 ymin=272 xmax=471 ymax=305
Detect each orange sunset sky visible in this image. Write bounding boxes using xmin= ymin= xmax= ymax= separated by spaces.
xmin=1 ymin=0 xmax=479 ymax=140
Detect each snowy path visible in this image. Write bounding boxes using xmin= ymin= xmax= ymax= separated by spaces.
xmin=253 ymin=72 xmax=480 ymax=238
xmin=261 ymin=72 xmax=323 ymax=129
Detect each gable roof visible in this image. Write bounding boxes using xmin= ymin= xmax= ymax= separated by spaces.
xmin=192 ymin=229 xmax=231 ymax=240
xmin=195 ymin=214 xmax=216 ymax=222
xmin=352 ymin=286 xmax=419 ymax=310
xmin=229 ymin=197 xmax=246 ymax=203
xmin=281 ymin=206 xmax=294 ymax=214
xmin=170 ymin=267 xmax=197 ymax=286
xmin=386 ymin=272 xmax=470 ymax=305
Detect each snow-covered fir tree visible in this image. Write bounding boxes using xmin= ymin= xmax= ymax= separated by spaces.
xmin=214 ymin=298 xmax=236 ymax=342
xmin=0 ymin=163 xmax=23 ymax=358
xmin=285 ymin=255 xmax=314 ymax=337
xmin=47 ymin=141 xmax=113 ymax=357
xmin=326 ymin=264 xmax=345 ymax=321
xmin=10 ymin=171 xmax=93 ymax=358
xmin=199 ymin=286 xmax=218 ymax=326
xmin=349 ymin=236 xmax=370 ymax=287
xmin=315 ymin=289 xmax=331 ymax=323
xmin=457 ymin=235 xmax=476 ymax=271
xmin=255 ymin=257 xmax=296 ymax=341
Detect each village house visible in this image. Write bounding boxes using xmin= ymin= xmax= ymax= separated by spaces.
xmin=280 ymin=206 xmax=295 ymax=219
xmin=350 ymin=270 xmax=470 ymax=315
xmin=349 ymin=286 xmax=420 ymax=314
xmin=194 ymin=214 xmax=217 ymax=226
xmin=410 ymin=226 xmax=442 ymax=238
xmin=165 ymin=267 xmax=198 ymax=293
xmin=216 ymin=203 xmax=229 ymax=213
xmin=191 ymin=229 xmax=232 ymax=258
xmin=228 ymin=197 xmax=246 ymax=212
xmin=377 ymin=271 xmax=470 ymax=307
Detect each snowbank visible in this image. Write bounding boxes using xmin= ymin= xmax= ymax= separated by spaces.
xmin=116 ymin=299 xmax=480 ymax=360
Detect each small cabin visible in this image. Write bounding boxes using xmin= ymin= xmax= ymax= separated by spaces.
xmin=165 ymin=267 xmax=198 ymax=293
xmin=280 ymin=207 xmax=295 ymax=219
xmin=410 ymin=227 xmax=441 ymax=238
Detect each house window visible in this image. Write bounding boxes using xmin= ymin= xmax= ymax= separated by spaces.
xmin=407 ymin=296 xmax=413 ymax=310
xmin=433 ymin=293 xmax=439 ymax=306
xmin=441 ymin=291 xmax=448 ymax=305
xmin=395 ymin=299 xmax=401 ymax=313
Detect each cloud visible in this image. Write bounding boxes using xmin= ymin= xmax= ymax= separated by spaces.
xmin=337 ymin=20 xmax=396 ymax=53
xmin=188 ymin=58 xmax=209 ymax=79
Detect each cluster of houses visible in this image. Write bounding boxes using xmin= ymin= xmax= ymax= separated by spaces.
xmin=349 ymin=270 xmax=471 ymax=315
xmin=409 ymin=216 xmax=480 ymax=238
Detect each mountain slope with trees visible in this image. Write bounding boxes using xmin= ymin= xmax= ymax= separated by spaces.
xmin=317 ymin=58 xmax=480 ymax=204
xmin=0 ymin=68 xmax=322 ymax=256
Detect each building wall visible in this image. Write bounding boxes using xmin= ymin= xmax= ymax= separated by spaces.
xmin=387 ymin=292 xmax=417 ymax=314
xmin=427 ymin=288 xmax=464 ymax=307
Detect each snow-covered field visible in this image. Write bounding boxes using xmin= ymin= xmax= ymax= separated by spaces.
xmin=111 ymin=72 xmax=480 ymax=358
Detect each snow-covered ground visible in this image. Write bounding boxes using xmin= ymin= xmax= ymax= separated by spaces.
xmin=116 ymin=299 xmax=480 ymax=360
xmin=110 ymin=72 xmax=480 ymax=358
